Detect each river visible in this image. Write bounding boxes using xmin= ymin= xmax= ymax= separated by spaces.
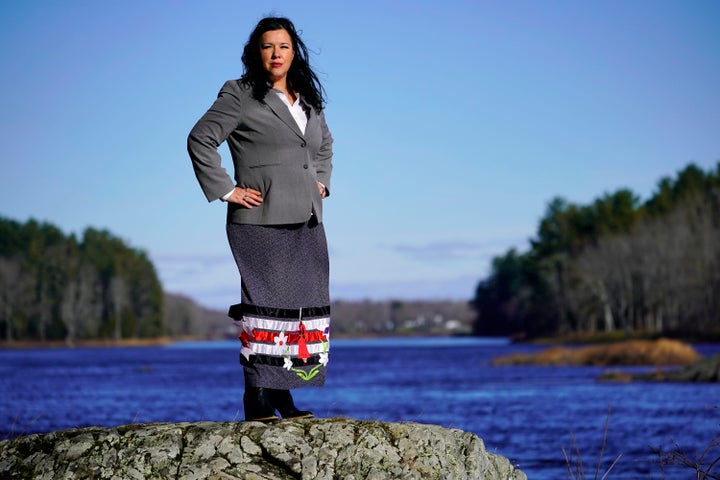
xmin=1 ymin=337 xmax=718 ymax=479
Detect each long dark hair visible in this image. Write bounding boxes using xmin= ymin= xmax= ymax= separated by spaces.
xmin=241 ymin=17 xmax=326 ymax=113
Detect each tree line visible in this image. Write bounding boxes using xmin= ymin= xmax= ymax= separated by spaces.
xmin=471 ymin=162 xmax=720 ymax=339
xmin=0 ymin=215 xmax=475 ymax=344
xmin=9 ymin=159 xmax=715 ymax=345
xmin=0 ymin=218 xmax=163 ymax=342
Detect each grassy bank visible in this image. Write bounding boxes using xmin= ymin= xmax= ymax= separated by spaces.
xmin=493 ymin=338 xmax=701 ymax=367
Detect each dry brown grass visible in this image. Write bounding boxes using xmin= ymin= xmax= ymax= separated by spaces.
xmin=493 ymin=338 xmax=701 ymax=367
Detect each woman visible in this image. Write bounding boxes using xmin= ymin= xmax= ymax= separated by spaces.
xmin=187 ymin=17 xmax=333 ymax=422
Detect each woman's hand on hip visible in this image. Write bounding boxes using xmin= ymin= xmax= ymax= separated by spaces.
xmin=227 ymin=187 xmax=264 ymax=208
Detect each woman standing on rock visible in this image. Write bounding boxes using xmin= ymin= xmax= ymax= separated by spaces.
xmin=188 ymin=16 xmax=333 ymax=422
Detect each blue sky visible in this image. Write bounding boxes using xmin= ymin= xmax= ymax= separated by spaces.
xmin=1 ymin=0 xmax=718 ymax=309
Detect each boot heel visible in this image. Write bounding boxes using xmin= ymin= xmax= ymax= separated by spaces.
xmin=268 ymin=389 xmax=314 ymax=419
xmin=244 ymin=387 xmax=279 ymax=422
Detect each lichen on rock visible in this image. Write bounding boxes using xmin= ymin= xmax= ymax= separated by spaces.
xmin=0 ymin=418 xmax=526 ymax=480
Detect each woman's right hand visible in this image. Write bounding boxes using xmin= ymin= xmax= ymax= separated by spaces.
xmin=227 ymin=186 xmax=264 ymax=208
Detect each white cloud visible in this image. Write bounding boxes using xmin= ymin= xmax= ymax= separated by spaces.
xmin=330 ymin=274 xmax=480 ymax=302
xmin=392 ymin=237 xmax=529 ymax=263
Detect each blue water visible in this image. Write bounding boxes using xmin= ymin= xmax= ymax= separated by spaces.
xmin=1 ymin=337 xmax=719 ymax=479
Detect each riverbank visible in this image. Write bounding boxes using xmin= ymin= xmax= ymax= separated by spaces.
xmin=525 ymin=330 xmax=720 ymax=345
xmin=0 ymin=336 xmax=192 ymax=349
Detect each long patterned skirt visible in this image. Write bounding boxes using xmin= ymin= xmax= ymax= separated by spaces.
xmin=226 ymin=218 xmax=330 ymax=389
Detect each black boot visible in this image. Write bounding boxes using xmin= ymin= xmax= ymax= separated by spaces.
xmin=268 ymin=389 xmax=314 ymax=419
xmin=243 ymin=387 xmax=279 ymax=422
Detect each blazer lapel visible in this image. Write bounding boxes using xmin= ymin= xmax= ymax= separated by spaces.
xmin=263 ymin=91 xmax=305 ymax=139
xmin=304 ymin=102 xmax=319 ymax=134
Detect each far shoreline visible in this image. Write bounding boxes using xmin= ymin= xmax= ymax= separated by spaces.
xmin=0 ymin=333 xmax=473 ymax=350
xmin=4 ymin=332 xmax=718 ymax=351
xmin=0 ymin=336 xmax=196 ymax=350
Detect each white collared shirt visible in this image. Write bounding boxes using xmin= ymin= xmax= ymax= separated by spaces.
xmin=273 ymin=89 xmax=308 ymax=134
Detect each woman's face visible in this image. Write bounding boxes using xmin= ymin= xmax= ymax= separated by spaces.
xmin=259 ymin=28 xmax=294 ymax=85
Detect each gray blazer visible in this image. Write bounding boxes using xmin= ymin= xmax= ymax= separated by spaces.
xmin=188 ymin=80 xmax=333 ymax=225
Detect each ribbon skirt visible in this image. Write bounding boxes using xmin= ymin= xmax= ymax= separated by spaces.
xmin=226 ymin=219 xmax=330 ymax=389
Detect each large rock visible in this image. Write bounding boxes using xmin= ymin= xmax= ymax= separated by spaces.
xmin=0 ymin=418 xmax=526 ymax=480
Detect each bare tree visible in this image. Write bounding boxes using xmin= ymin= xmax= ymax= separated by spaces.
xmin=61 ymin=262 xmax=102 ymax=342
xmin=0 ymin=256 xmax=31 ymax=342
xmin=108 ymin=276 xmax=128 ymax=340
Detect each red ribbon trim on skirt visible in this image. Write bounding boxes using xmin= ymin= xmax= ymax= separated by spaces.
xmin=248 ymin=330 xmax=327 ymax=345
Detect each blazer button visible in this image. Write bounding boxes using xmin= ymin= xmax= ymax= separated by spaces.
xmin=303 ymin=164 xmax=309 ymax=169
xmin=301 ymin=141 xmax=307 ymax=147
